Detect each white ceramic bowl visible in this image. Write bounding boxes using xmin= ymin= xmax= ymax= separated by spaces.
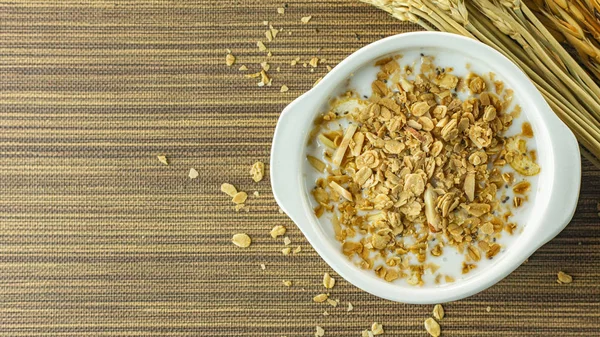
xmin=270 ymin=32 xmax=581 ymax=304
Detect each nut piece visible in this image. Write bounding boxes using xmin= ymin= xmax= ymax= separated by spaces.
xmin=270 ymin=225 xmax=287 ymax=238
xmin=313 ymin=293 xmax=329 ymax=303
xmin=323 ymin=273 xmax=336 ymax=289
xmin=157 ymin=155 xmax=168 ymax=165
xmin=232 ymin=192 xmax=248 ymax=204
xmin=557 ymin=271 xmax=573 ymax=284
xmin=424 ymin=317 xmax=441 ymax=337
xmin=371 ymin=322 xmax=384 ymax=335
xmin=189 ymin=168 xmax=199 ymax=179
xmin=232 ymin=233 xmax=251 ymax=248
xmin=220 ymin=183 xmax=238 ymax=197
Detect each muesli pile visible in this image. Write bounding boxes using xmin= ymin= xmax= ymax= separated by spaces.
xmin=307 ymin=54 xmax=540 ymax=285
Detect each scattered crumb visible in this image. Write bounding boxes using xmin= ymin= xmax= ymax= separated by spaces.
xmin=157 ymin=155 xmax=168 ymax=165
xmin=361 ymin=330 xmax=373 ymax=337
xmin=253 ymin=191 xmax=260 ymax=197
xmin=486 ymin=306 xmax=491 ymax=312
xmin=313 ymin=77 xmax=323 ymax=87
xmin=303 ymin=63 xmax=307 ymax=67
xmin=267 ymin=51 xmax=273 ymax=57
xmin=238 ymin=65 xmax=248 ymax=71
xmin=260 ymin=61 xmax=270 ymax=71
xmin=232 ymin=233 xmax=251 ymax=248
xmin=371 ymin=322 xmax=384 ymax=335
xmin=323 ymin=273 xmax=335 ymax=289
xmin=323 ymin=311 xmax=329 ymax=316
xmin=265 ymin=30 xmax=273 ymax=42
xmin=557 ymin=271 xmax=573 ymax=284
xmin=326 ymin=299 xmax=338 ymax=307
xmin=293 ymin=246 xmax=302 ymax=254
xmin=226 ymin=53 xmax=235 ymax=66
xmin=347 ymin=302 xmax=353 ymax=311
xmin=257 ymin=41 xmax=267 ymax=51
xmin=326 ymin=65 xmax=332 ymax=72
xmin=271 ymin=225 xmax=287 ymax=238
xmin=283 ymin=280 xmax=292 ymax=287
xmin=283 ymin=236 xmax=291 ymax=245
xmin=313 ymin=293 xmax=329 ymax=303
xmin=188 ymin=168 xmax=199 ymax=179
xmin=278 ymin=208 xmax=284 ymax=214
xmin=260 ymin=263 xmax=266 ymax=270
xmin=250 ymin=161 xmax=265 ymax=182
xmin=220 ymin=183 xmax=238 ymax=197
xmin=309 ymin=57 xmax=319 ymax=68
xmin=315 ymin=326 xmax=325 ymax=337
xmin=263 ymin=20 xmax=269 ymax=25
xmin=280 ymin=85 xmax=289 ymax=92
xmin=276 ymin=66 xmax=281 ymax=72
xmin=432 ymin=304 xmax=444 ymax=320
xmin=282 ymin=247 xmax=292 ymax=255
xmin=301 ymin=16 xmax=312 ymax=24
xmin=277 ymin=7 xmax=285 ymax=14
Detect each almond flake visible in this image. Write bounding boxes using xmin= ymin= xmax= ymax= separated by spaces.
xmin=232 ymin=233 xmax=251 ymax=248
xmin=188 ymin=168 xmax=199 ymax=179
xmin=225 ymin=53 xmax=235 ymax=66
xmin=301 ymin=16 xmax=312 ymax=24
xmin=270 ymin=225 xmax=287 ymax=238
xmin=280 ymin=85 xmax=289 ymax=92
xmin=156 ymin=155 xmax=168 ymax=165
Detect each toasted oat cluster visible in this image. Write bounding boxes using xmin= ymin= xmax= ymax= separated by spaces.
xmin=307 ymin=55 xmax=540 ymax=285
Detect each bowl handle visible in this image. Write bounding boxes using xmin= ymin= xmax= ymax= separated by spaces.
xmin=270 ymin=94 xmax=316 ymax=222
xmin=539 ymin=128 xmax=581 ymax=244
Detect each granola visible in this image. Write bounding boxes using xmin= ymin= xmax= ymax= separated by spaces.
xmin=307 ymin=54 xmax=540 ymax=286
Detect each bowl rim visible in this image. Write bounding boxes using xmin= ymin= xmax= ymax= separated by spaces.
xmin=270 ymin=31 xmax=581 ymax=304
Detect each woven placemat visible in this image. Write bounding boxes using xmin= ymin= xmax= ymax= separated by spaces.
xmin=1 ymin=1 xmax=598 ymax=336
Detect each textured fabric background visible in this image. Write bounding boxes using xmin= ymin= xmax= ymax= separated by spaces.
xmin=0 ymin=1 xmax=599 ymax=336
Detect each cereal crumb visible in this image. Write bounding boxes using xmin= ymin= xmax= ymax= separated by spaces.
xmin=238 ymin=65 xmax=248 ymax=71
xmin=293 ymin=246 xmax=301 ymax=254
xmin=432 ymin=304 xmax=444 ymax=320
xmin=283 ymin=280 xmax=292 ymax=287
xmin=361 ymin=330 xmax=373 ymax=337
xmin=260 ymin=263 xmax=266 ymax=270
xmin=253 ymin=191 xmax=260 ymax=197
xmin=326 ymin=65 xmax=332 ymax=72
xmin=301 ymin=16 xmax=312 ymax=23
xmin=371 ymin=322 xmax=384 ymax=335
xmin=225 ymin=53 xmax=235 ymax=66
xmin=557 ymin=271 xmax=573 ymax=284
xmin=232 ymin=192 xmax=248 ymax=204
xmin=188 ymin=168 xmax=199 ymax=179
xmin=220 ymin=183 xmax=238 ymax=197
xmin=282 ymin=247 xmax=292 ymax=255
xmin=315 ymin=326 xmax=325 ymax=337
xmin=277 ymin=7 xmax=285 ymax=14
xmin=283 ymin=236 xmax=291 ymax=245
xmin=424 ymin=317 xmax=440 ymax=337
xmin=278 ymin=208 xmax=284 ymax=214
xmin=486 ymin=306 xmax=491 ymax=312
xmin=280 ymin=85 xmax=289 ymax=92
xmin=322 ymin=311 xmax=329 ymax=316
xmin=232 ymin=233 xmax=251 ymax=248
xmin=270 ymin=225 xmax=287 ymax=238
xmin=309 ymin=57 xmax=319 ymax=68
xmin=267 ymin=51 xmax=273 ymax=57
xmin=250 ymin=161 xmax=265 ymax=182
xmin=347 ymin=302 xmax=353 ymax=311
xmin=157 ymin=155 xmax=168 ymax=165
xmin=260 ymin=61 xmax=270 ymax=71
xmin=313 ymin=293 xmax=328 ymax=303
xmin=323 ymin=273 xmax=335 ymax=289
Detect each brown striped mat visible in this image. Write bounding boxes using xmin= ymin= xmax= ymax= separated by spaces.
xmin=1 ymin=1 xmax=599 ymax=336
